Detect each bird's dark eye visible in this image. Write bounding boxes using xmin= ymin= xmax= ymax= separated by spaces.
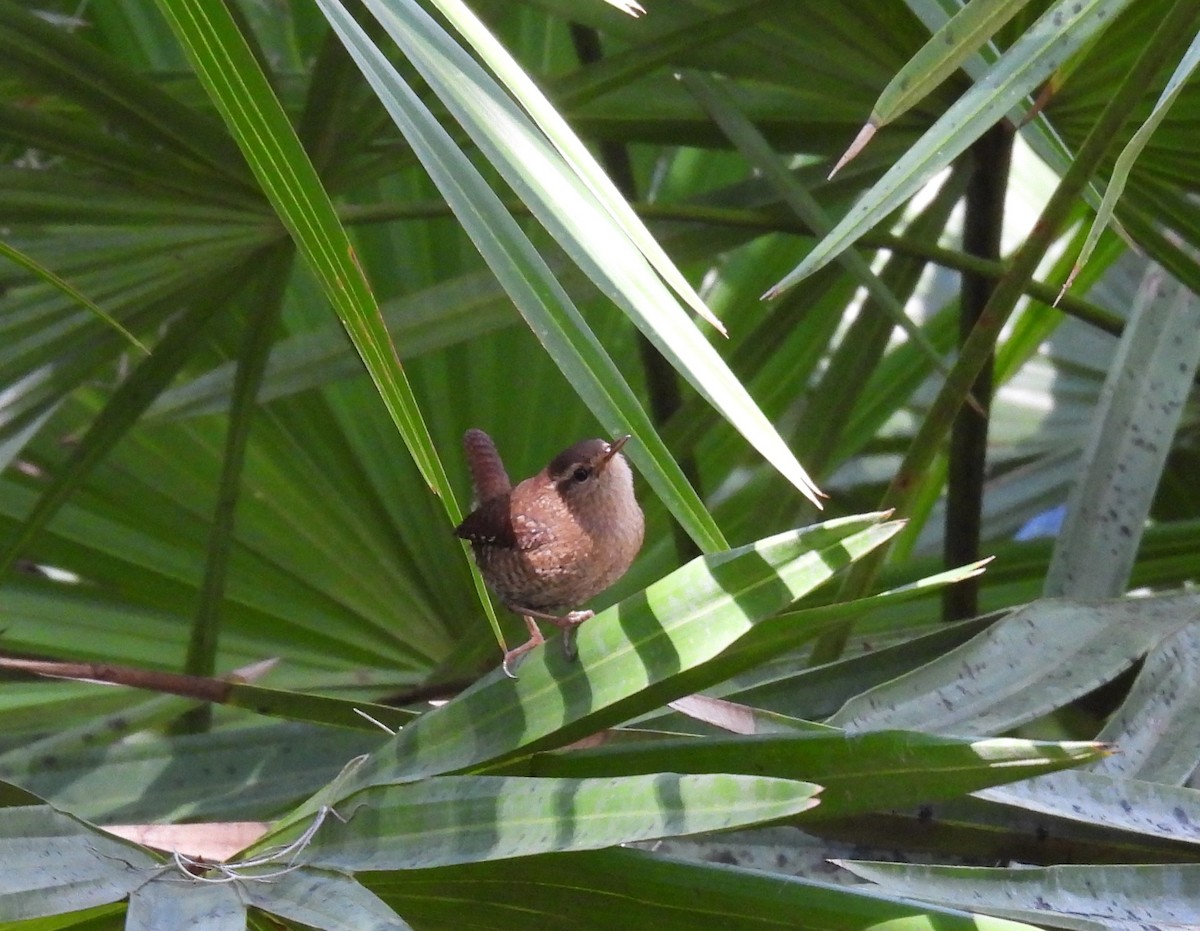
xmin=572 ymin=466 xmax=592 ymax=483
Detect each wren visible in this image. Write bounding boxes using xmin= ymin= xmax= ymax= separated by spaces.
xmin=454 ymin=428 xmax=644 ymax=675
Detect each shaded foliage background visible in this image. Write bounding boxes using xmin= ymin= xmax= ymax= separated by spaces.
xmin=0 ymin=0 xmax=1198 ymax=928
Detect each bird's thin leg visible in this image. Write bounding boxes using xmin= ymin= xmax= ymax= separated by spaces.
xmin=512 ymin=605 xmax=595 ymax=628
xmin=502 ymin=615 xmax=545 ymax=678
xmin=553 ymin=610 xmax=593 ymax=661
xmin=505 ymin=605 xmax=595 ymax=665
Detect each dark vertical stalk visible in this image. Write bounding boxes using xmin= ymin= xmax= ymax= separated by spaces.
xmin=943 ymin=124 xmax=1012 ymax=620
xmin=811 ymin=0 xmax=1200 ymax=665
xmin=569 ymin=22 xmax=702 ymax=561
xmin=175 ymin=246 xmax=291 ymax=733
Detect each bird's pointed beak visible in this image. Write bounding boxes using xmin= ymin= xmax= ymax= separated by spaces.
xmin=598 ymin=434 xmax=631 ymax=470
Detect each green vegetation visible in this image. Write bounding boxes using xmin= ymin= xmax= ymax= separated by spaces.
xmin=1 ymin=0 xmax=1198 ymax=928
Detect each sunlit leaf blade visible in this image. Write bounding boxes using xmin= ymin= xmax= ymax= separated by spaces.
xmin=150 ymin=0 xmax=507 ymax=648
xmin=288 ymin=773 xmax=819 ymax=870
xmin=771 ymin=0 xmax=1135 ymax=292
xmin=680 ymin=70 xmax=949 ymax=375
xmin=518 ymin=731 xmax=1103 ymax=818
xmin=425 ymin=0 xmax=720 ymax=332
xmin=678 ymin=556 xmax=991 ymax=688
xmin=337 ymin=515 xmax=899 ymax=795
xmin=833 ymin=0 xmax=1108 ymax=223
xmin=602 ymin=0 xmax=645 ymax=16
xmin=313 ymin=0 xmax=728 ymax=549
xmin=151 ymin=0 xmax=456 ymax=516
xmin=344 ymin=0 xmax=823 ymax=507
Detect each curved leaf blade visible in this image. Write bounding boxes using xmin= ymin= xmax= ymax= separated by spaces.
xmin=296 ymin=773 xmax=820 ymax=871
xmin=520 ymin=731 xmax=1104 ymax=819
xmin=152 ymin=0 xmax=456 ymax=515
xmin=874 ymin=0 xmax=1036 ymax=129
xmin=338 ymin=514 xmax=899 ymax=794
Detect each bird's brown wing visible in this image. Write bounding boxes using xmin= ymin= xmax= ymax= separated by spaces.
xmin=454 ymin=497 xmax=555 ymax=552
xmin=454 ymin=497 xmax=515 ymax=547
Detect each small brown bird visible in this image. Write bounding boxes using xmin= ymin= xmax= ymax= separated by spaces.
xmin=454 ymin=428 xmax=644 ymax=675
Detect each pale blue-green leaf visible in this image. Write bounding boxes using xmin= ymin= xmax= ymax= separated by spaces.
xmin=1 ymin=723 xmax=383 ymax=823
xmin=295 ymin=774 xmax=820 ymax=870
xmin=771 ymin=0 xmax=1135 ymax=292
xmin=1045 ymin=269 xmax=1200 ymax=597
xmin=839 ymin=860 xmax=1200 ymax=931
xmin=127 ymin=878 xmax=245 ymax=931
xmin=0 ymin=804 xmax=159 ymax=921
xmin=0 ymin=692 xmax=197 ymax=772
xmin=976 ymin=768 xmax=1200 ymax=845
xmin=1091 ymin=625 xmax=1200 ymax=785
xmin=243 ymin=868 xmax=411 ymax=931
xmin=830 ymin=593 xmax=1200 ymax=735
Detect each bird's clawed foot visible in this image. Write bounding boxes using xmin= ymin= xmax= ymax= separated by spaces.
xmin=500 ymin=608 xmax=594 ymax=675
xmin=551 ymin=609 xmax=594 ymax=662
xmin=501 ymin=615 xmax=545 ymax=678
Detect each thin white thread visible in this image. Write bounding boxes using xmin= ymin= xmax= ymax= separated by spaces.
xmin=165 ymin=804 xmax=345 ymax=884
